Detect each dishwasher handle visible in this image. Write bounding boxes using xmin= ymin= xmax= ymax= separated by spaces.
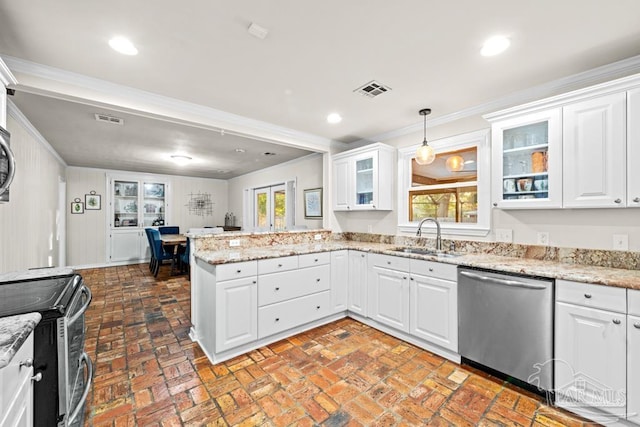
xmin=459 ymin=270 xmax=548 ymax=290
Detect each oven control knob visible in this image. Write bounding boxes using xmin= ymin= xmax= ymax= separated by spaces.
xmin=31 ymin=372 xmax=43 ymax=382
xmin=20 ymin=358 xmax=34 ymax=368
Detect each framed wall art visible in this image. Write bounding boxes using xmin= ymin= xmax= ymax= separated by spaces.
xmin=71 ymin=198 xmax=84 ymax=214
xmin=303 ymin=188 xmax=323 ymax=219
xmin=85 ymin=191 xmax=101 ymax=210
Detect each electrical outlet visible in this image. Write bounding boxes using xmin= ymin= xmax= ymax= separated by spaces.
xmin=314 ymin=234 xmax=322 ymax=241
xmin=229 ymin=239 xmax=241 ymax=247
xmin=613 ymin=234 xmax=629 ymax=250
xmin=537 ymin=232 xmax=550 ymax=246
xmin=495 ymin=229 xmax=513 ymax=243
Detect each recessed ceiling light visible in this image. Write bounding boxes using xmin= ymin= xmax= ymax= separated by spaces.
xmin=170 ymin=155 xmax=192 ymax=166
xmin=327 ymin=113 xmax=342 ymax=124
xmin=480 ymin=35 xmax=510 ymax=57
xmin=235 ymin=148 xmax=246 ymax=153
xmin=109 ymin=36 xmax=138 ymax=56
xmin=216 ymin=169 xmax=230 ymax=174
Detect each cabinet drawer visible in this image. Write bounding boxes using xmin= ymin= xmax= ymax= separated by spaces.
xmin=0 ymin=332 xmax=33 ymax=413
xmin=216 ymin=261 xmax=257 ymax=282
xmin=258 ymin=265 xmax=330 ymax=307
xmin=629 ymin=289 xmax=640 ymax=316
xmin=410 ymin=259 xmax=457 ymax=281
xmin=369 ymin=253 xmax=410 ymax=272
xmin=258 ymin=291 xmax=331 ymax=338
xmin=258 ymin=256 xmax=298 ymax=275
xmin=556 ymin=279 xmax=626 ymax=313
xmin=299 ymin=252 xmax=330 ymax=268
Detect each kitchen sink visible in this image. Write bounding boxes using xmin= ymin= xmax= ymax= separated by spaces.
xmin=390 ymin=247 xmax=462 ymax=258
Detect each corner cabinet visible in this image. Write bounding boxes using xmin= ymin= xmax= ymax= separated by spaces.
xmin=107 ymin=174 xmax=170 ymax=264
xmin=332 ymin=143 xmax=395 ymax=211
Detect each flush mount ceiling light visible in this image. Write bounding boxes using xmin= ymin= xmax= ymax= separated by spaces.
xmin=235 ymin=148 xmax=246 ymax=153
xmin=170 ymin=155 xmax=192 ymax=166
xmin=327 ymin=113 xmax=342 ymax=124
xmin=446 ymin=155 xmax=465 ymax=172
xmin=415 ymin=108 xmax=435 ymax=165
xmin=248 ymin=22 xmax=269 ymax=40
xmin=480 ymin=35 xmax=510 ymax=57
xmin=108 ymin=36 xmax=138 ymax=55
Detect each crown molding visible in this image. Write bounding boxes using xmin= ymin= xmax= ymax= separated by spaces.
xmin=7 ymin=99 xmax=67 ymax=167
xmin=2 ymin=55 xmax=335 ymax=153
xmin=360 ymin=54 xmax=640 ymax=143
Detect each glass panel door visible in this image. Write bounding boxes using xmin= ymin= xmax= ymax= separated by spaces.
xmin=254 ymin=188 xmax=270 ymax=230
xmin=355 ymin=157 xmax=374 ymax=206
xmin=142 ymin=182 xmax=166 ymax=226
xmin=501 ymin=121 xmax=549 ymax=201
xmin=113 ymin=180 xmax=138 ymax=227
xmin=272 ymin=185 xmax=286 ymax=231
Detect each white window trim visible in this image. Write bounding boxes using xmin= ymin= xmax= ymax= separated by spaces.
xmin=243 ymin=178 xmax=296 ymax=232
xmin=397 ymin=129 xmax=491 ymax=237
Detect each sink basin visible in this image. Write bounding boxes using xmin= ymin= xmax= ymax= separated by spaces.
xmin=391 ymin=247 xmax=461 ymax=258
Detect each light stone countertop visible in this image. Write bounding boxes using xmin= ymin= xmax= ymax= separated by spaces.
xmin=194 ymin=241 xmax=640 ymax=290
xmin=0 ymin=267 xmax=75 ymax=283
xmin=0 ymin=312 xmax=41 ymax=369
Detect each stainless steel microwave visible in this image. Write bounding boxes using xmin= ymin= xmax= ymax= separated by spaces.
xmin=0 ymin=125 xmax=15 ymax=203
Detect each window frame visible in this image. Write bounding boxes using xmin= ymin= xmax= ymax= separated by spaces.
xmin=397 ymin=129 xmax=491 ymax=236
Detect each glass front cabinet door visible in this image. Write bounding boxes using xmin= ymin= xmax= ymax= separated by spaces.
xmin=489 ymin=108 xmax=562 ymax=209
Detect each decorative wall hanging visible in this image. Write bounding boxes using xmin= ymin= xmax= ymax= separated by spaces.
xmin=71 ymin=198 xmax=84 ymax=214
xmin=186 ymin=192 xmax=214 ymax=216
xmin=85 ymin=190 xmax=101 ymax=210
xmin=303 ymin=188 xmax=323 ymax=219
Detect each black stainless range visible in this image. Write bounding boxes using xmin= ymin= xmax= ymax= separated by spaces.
xmin=0 ymin=271 xmax=93 ymax=427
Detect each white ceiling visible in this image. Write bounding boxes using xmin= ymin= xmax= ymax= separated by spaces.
xmin=1 ymin=0 xmax=640 ymax=177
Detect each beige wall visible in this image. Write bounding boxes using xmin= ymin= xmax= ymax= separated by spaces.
xmin=331 ymin=116 xmax=640 ymax=252
xmin=227 ymin=153 xmax=324 ymax=229
xmin=0 ymin=114 xmax=66 ymax=272
xmin=66 ymin=167 xmax=228 ymax=267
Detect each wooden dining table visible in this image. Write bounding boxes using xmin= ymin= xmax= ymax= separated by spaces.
xmin=160 ymin=234 xmax=187 ymax=275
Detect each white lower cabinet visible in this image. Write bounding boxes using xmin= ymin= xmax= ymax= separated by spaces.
xmin=627 ymin=314 xmax=640 ymax=424
xmin=369 ymin=266 xmax=410 ymax=332
xmin=215 ymin=276 xmax=258 ymax=352
xmin=259 ymin=291 xmax=331 ymax=338
xmin=0 ymin=332 xmax=34 ymax=427
xmin=110 ymin=229 xmax=150 ymax=263
xmin=330 ymin=250 xmax=348 ymax=312
xmin=347 ymin=251 xmax=368 ymax=316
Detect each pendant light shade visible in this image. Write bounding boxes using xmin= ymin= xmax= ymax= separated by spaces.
xmin=445 ymin=155 xmax=465 ymax=172
xmin=415 ymin=108 xmax=435 ymax=165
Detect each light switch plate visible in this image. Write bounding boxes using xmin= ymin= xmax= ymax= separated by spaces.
xmin=537 ymin=232 xmax=550 ymax=246
xmin=613 ymin=234 xmax=629 ymax=250
xmin=229 ymin=239 xmax=241 ymax=247
xmin=495 ymin=229 xmax=513 ymax=243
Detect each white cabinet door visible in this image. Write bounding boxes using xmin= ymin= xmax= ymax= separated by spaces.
xmin=409 ymin=274 xmax=457 ymax=352
xmin=555 ymin=302 xmax=626 ymax=416
xmin=628 ymin=88 xmax=640 ymax=207
xmin=2 ymin=373 xmax=32 ymax=427
xmin=628 ymin=315 xmax=640 ymax=424
xmin=332 ymin=158 xmax=351 ymax=211
xmin=347 ymin=251 xmax=368 ymax=316
xmin=330 ymin=250 xmax=348 ymax=312
xmin=563 ymin=92 xmax=626 ymax=208
xmin=110 ymin=230 xmax=146 ymax=262
xmin=215 ymin=276 xmax=258 ymax=352
xmin=370 ymin=266 xmax=409 ymax=332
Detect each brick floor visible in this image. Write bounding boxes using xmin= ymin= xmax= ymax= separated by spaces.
xmin=81 ymin=264 xmax=599 ymax=426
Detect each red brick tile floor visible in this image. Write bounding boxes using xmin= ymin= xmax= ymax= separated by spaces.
xmin=81 ymin=264 xmax=599 ymax=426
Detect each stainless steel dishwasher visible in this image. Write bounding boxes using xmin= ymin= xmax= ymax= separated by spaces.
xmin=458 ymin=267 xmax=554 ymax=392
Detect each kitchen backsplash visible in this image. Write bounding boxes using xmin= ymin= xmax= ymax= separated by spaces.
xmin=192 ymin=229 xmax=332 ymax=252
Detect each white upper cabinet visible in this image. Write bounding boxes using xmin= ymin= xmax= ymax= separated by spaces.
xmin=628 ymin=88 xmax=640 ymax=207
xmin=490 ymin=108 xmax=562 ymax=209
xmin=331 ymin=143 xmax=395 ymax=211
xmin=563 ymin=92 xmax=626 ymax=208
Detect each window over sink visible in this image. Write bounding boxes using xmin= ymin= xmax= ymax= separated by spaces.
xmin=398 ymin=129 xmax=490 ymax=236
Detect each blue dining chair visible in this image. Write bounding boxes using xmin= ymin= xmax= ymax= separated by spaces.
xmin=148 ymin=228 xmax=174 ymax=277
xmin=144 ymin=228 xmax=156 ymax=272
xmin=179 ymin=237 xmax=190 ymax=276
xmin=158 ymin=226 xmax=180 ymax=235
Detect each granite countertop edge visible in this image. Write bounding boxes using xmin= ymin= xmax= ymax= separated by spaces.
xmin=0 ymin=312 xmax=42 ymax=369
xmin=194 ymin=242 xmax=640 ymax=290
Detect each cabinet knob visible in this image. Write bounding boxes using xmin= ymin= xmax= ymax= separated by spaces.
xmin=252 ymin=281 xmax=257 ymax=284
xmin=429 ymin=268 xmax=434 ymax=272
xmin=584 ymin=293 xmax=592 ymax=299
xmin=314 ymin=259 xmax=318 ymax=262
xmin=403 ymin=276 xmax=407 ymax=280
xmin=613 ymin=319 xmax=621 ymax=325
xmin=387 ymin=261 xmax=391 ymax=265
xmin=236 ymin=269 xmax=241 ymax=273
xmin=316 ymin=278 xmax=321 ymax=282
xmin=20 ymin=358 xmax=34 ymax=368
xmin=31 ymin=372 xmax=43 ymax=382
xmin=275 ymin=287 xmax=280 ymax=291
xmin=347 ymin=206 xmax=351 ymax=210
xmin=316 ymin=306 xmax=321 ymax=310
xmin=372 ymin=205 xmax=376 ymax=209
xmin=278 ymin=264 xmax=283 ymax=267
xmin=614 ymin=198 xmax=622 ymax=204
xmin=634 ymin=322 xmax=640 ymax=329
xmin=275 ymin=318 xmax=280 ymax=322
xmin=410 ymin=277 xmax=414 ymax=281
xmin=361 ymin=254 xmax=365 ymax=258
xmin=493 ymin=202 xmax=498 ymax=207
xmin=634 ymin=197 xmax=640 ymax=203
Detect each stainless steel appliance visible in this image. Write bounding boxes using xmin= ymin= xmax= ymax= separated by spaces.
xmin=0 ymin=125 xmax=15 ymax=202
xmin=0 ymin=272 xmax=93 ymax=427
xmin=458 ymin=267 xmax=554 ymax=392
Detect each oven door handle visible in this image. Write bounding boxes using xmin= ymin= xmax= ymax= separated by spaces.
xmin=68 ymin=285 xmax=92 ymax=326
xmin=67 ymin=352 xmax=93 ymax=426
xmin=459 ymin=270 xmax=547 ymax=290
xmin=0 ymin=134 xmax=15 ymax=197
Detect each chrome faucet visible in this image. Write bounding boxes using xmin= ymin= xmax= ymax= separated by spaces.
xmin=416 ymin=217 xmax=442 ymax=251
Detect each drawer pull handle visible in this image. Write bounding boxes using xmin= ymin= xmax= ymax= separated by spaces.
xmin=20 ymin=358 xmax=34 ymax=368
xmin=236 ymin=269 xmax=241 ymax=273
xmin=316 ymin=306 xmax=320 ymax=310
xmin=278 ymin=264 xmax=283 ymax=267
xmin=31 ymin=372 xmax=43 ymax=382
xmin=584 ymin=294 xmax=592 ymax=299
xmin=387 ymin=261 xmax=391 ymax=265
xmin=314 ymin=259 xmax=318 ymax=262
xmin=275 ymin=287 xmax=280 ymax=291
xmin=316 ymin=278 xmax=321 ymax=282
xmin=253 ymin=280 xmax=257 ymax=284
xmin=429 ymin=268 xmax=434 ymax=272
xmin=613 ymin=319 xmax=621 ymax=325
xmin=275 ymin=318 xmax=280 ymax=322
xmin=634 ymin=323 xmax=640 ymax=329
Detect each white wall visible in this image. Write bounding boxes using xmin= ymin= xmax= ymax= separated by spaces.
xmin=66 ymin=167 xmax=228 ymax=266
xmin=0 ymin=114 xmax=66 ymax=272
xmin=227 ymin=153 xmax=324 ymax=229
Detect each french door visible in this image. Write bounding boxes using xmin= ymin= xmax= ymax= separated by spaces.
xmin=254 ymin=184 xmax=286 ymax=231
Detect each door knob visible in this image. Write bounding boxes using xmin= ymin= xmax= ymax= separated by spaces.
xmin=31 ymin=372 xmax=43 ymax=382
xmin=20 ymin=358 xmax=34 ymax=368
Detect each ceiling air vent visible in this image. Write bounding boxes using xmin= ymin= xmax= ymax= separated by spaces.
xmin=94 ymin=114 xmax=124 ymax=125
xmin=353 ymin=80 xmax=392 ymax=98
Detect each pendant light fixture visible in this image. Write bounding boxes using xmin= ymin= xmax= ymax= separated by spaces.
xmin=415 ymin=108 xmax=435 ymax=165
